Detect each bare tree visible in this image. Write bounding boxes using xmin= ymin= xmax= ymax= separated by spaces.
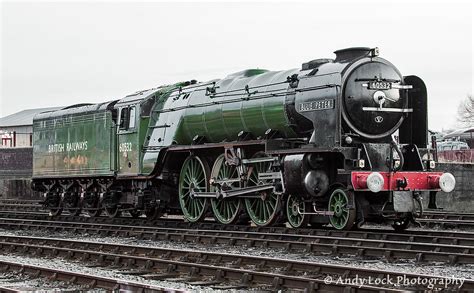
xmin=457 ymin=95 xmax=474 ymax=126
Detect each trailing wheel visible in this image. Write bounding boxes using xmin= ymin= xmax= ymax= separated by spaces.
xmin=103 ymin=191 xmax=121 ymax=218
xmin=210 ymin=154 xmax=242 ymax=224
xmin=179 ymin=155 xmax=210 ymax=222
xmin=244 ymin=153 xmax=283 ymax=226
xmin=286 ymin=194 xmax=308 ymax=228
xmin=328 ymin=188 xmax=356 ymax=230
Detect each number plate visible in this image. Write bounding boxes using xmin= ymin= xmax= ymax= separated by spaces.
xmin=368 ymin=81 xmax=391 ymax=90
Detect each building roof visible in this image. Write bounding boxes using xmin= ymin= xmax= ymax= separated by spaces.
xmin=0 ymin=107 xmax=62 ymax=127
xmin=443 ymin=127 xmax=474 ymax=139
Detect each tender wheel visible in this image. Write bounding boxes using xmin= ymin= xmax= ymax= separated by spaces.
xmin=83 ymin=191 xmax=102 ymax=217
xmin=328 ymin=189 xmax=356 ymax=230
xmin=286 ymin=194 xmax=308 ymax=228
xmin=104 ymin=205 xmax=121 ymax=218
xmin=210 ymin=154 xmax=242 ymax=224
xmin=244 ymin=153 xmax=283 ymax=226
xmin=46 ymin=189 xmax=63 ymax=217
xmin=179 ymin=155 xmax=210 ymax=222
xmin=63 ymin=190 xmax=81 ymax=216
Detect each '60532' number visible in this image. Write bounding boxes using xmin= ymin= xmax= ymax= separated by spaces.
xmin=119 ymin=142 xmax=132 ymax=152
xmin=368 ymin=81 xmax=391 ymax=90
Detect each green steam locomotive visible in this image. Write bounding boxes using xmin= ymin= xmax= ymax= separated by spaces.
xmin=31 ymin=47 xmax=455 ymax=230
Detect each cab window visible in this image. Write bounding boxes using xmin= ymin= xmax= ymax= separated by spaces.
xmin=129 ymin=106 xmax=136 ymax=129
xmin=119 ymin=106 xmax=136 ymax=130
xmin=119 ymin=108 xmax=129 ymax=130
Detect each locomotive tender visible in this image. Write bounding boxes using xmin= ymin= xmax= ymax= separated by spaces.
xmin=32 ymin=47 xmax=456 ymax=230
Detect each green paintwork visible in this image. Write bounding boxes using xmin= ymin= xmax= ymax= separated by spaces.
xmin=117 ymin=131 xmax=139 ymax=175
xmin=33 ymin=107 xmax=116 ymax=178
xmin=142 ymin=69 xmax=301 ymax=176
xmin=116 ymin=105 xmax=140 ymax=176
xmin=179 ymin=69 xmax=298 ymax=143
xmin=32 ymin=67 xmax=303 ymax=179
xmin=116 ymin=114 xmax=149 ymax=176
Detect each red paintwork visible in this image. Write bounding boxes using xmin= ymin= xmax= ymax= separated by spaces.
xmin=351 ymin=171 xmax=444 ymax=191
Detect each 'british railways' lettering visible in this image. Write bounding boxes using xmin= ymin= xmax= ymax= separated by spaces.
xmin=48 ymin=141 xmax=88 ymax=153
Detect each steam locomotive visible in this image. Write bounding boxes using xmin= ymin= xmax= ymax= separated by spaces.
xmin=31 ymin=47 xmax=455 ymax=230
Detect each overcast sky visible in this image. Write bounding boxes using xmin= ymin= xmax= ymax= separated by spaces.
xmin=1 ymin=0 xmax=472 ymax=131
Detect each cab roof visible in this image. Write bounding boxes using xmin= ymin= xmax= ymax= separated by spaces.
xmin=34 ymin=100 xmax=118 ymax=121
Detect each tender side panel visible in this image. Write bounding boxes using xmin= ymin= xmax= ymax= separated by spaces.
xmin=33 ymin=111 xmax=116 ymax=178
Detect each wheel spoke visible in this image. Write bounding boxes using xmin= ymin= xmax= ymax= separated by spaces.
xmin=265 ymin=202 xmax=272 ymax=219
xmin=226 ymin=203 xmax=232 ymax=219
xmin=261 ymin=201 xmax=267 ymax=221
xmin=197 ymin=177 xmax=206 ymax=184
xmin=183 ymin=173 xmax=191 ymax=186
xmin=268 ymin=200 xmax=275 ymax=210
xmin=342 ymin=213 xmax=348 ymax=222
xmin=192 ymin=199 xmax=197 ymax=213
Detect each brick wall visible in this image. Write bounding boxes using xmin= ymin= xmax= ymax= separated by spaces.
xmin=0 ymin=147 xmax=32 ymax=178
xmin=427 ymin=163 xmax=474 ymax=212
xmin=0 ymin=179 xmax=34 ymax=198
xmin=0 ymin=147 xmax=34 ymax=198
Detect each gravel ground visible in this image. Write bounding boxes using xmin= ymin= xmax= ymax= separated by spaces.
xmin=0 ymin=253 xmax=204 ymax=292
xmin=0 ymin=227 xmax=472 ymax=291
xmin=362 ymin=222 xmax=473 ymax=233
xmin=0 ymin=269 xmax=91 ymax=292
xmin=0 ymin=230 xmax=267 ymax=292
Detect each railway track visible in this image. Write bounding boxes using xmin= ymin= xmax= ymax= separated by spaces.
xmin=1 ymin=209 xmax=474 ymax=241
xmin=0 ymin=216 xmax=473 ymax=265
xmin=423 ymin=210 xmax=474 ymax=221
xmin=2 ymin=199 xmax=474 ymax=229
xmin=0 ymin=258 xmax=180 ymax=292
xmin=0 ymin=206 xmax=472 ymax=291
xmin=0 ymin=199 xmax=42 ymax=204
xmin=0 ymin=234 xmax=470 ymax=292
xmin=0 ymin=204 xmax=45 ymax=213
xmin=417 ymin=219 xmax=474 ymax=229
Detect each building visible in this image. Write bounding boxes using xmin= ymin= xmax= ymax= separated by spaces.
xmin=443 ymin=127 xmax=474 ymax=148
xmin=0 ymin=107 xmax=61 ymax=148
xmin=0 ymin=107 xmax=61 ymax=198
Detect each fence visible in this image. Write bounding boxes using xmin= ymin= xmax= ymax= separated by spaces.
xmin=438 ymin=150 xmax=474 ymax=164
